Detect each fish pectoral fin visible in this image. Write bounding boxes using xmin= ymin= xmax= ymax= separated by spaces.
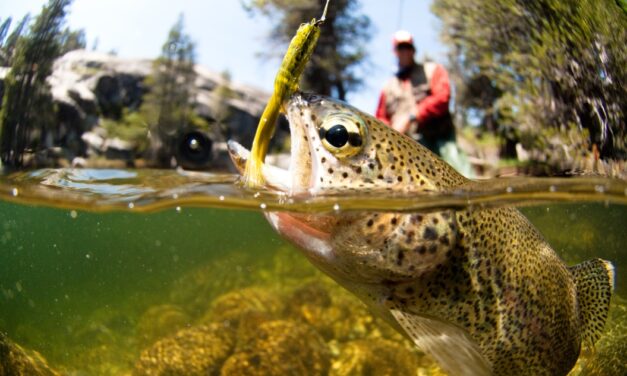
xmin=569 ymin=258 xmax=614 ymax=347
xmin=389 ymin=307 xmax=492 ymax=376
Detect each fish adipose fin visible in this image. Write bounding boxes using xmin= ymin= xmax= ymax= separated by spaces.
xmin=569 ymin=258 xmax=615 ymax=347
xmin=389 ymin=307 xmax=492 ymax=376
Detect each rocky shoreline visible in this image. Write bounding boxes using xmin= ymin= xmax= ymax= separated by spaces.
xmin=0 ymin=50 xmax=289 ymax=171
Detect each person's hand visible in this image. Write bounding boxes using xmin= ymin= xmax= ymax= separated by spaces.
xmin=392 ymin=114 xmax=418 ymax=135
xmin=392 ymin=114 xmax=411 ymax=134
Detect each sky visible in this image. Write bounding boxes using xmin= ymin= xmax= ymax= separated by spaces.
xmin=0 ymin=0 xmax=447 ymax=113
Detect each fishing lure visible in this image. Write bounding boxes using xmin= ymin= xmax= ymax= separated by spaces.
xmin=243 ymin=0 xmax=330 ymax=188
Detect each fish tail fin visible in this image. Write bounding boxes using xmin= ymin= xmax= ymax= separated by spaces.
xmin=569 ymin=258 xmax=614 ymax=348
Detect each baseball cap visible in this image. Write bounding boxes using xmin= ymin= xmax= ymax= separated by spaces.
xmin=393 ymin=30 xmax=414 ymax=49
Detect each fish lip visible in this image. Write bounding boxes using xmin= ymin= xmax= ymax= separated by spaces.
xmin=226 ymin=140 xmax=292 ymax=192
xmin=226 ymin=91 xmax=316 ymax=194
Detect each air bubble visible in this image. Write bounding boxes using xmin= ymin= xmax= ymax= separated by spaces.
xmin=11 ymin=188 xmax=18 ymax=196
xmin=505 ymin=186 xmax=513 ymax=193
xmin=549 ymin=185 xmax=556 ymax=192
xmin=260 ymin=203 xmax=267 ymax=210
xmin=70 ymin=210 xmax=78 ymax=219
xmin=172 ymin=193 xmax=179 ymax=199
xmin=333 ymin=203 xmax=340 ymax=211
xmin=176 ymin=206 xmax=181 ymax=213
xmin=594 ymin=185 xmax=605 ymax=193
xmin=128 ymin=202 xmax=135 ymax=209
xmin=219 ymin=195 xmax=225 ymax=201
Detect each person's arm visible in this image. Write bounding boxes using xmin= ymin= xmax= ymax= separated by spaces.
xmin=375 ymin=91 xmax=391 ymax=125
xmin=416 ymin=64 xmax=450 ymax=125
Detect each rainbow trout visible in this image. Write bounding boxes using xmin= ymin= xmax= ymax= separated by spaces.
xmin=227 ymin=92 xmax=614 ymax=376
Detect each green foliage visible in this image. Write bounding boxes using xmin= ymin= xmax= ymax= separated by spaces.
xmin=244 ymin=0 xmax=372 ymax=100
xmin=0 ymin=14 xmax=30 ymax=66
xmin=432 ymin=0 xmax=627 ymax=163
xmin=100 ymin=110 xmax=149 ymax=153
xmin=0 ymin=0 xmax=72 ymax=169
xmin=59 ymin=27 xmax=86 ymax=55
xmin=109 ymin=15 xmax=203 ymax=166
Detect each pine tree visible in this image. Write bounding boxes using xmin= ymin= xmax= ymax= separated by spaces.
xmin=432 ymin=0 xmax=627 ymax=162
xmin=0 ymin=0 xmax=72 ymax=169
xmin=245 ymin=0 xmax=372 ymax=100
xmin=142 ymin=15 xmax=199 ymax=166
xmin=0 ymin=14 xmax=30 ymax=66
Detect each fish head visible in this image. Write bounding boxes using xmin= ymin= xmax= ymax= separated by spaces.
xmin=228 ymin=92 xmax=465 ymax=283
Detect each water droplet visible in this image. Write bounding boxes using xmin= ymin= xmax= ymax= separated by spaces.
xmin=594 ymin=185 xmax=605 ymax=193
xmin=70 ymin=210 xmax=78 ymax=219
xmin=549 ymin=185 xmax=556 ymax=192
xmin=333 ymin=203 xmax=340 ymax=211
xmin=175 ymin=206 xmax=182 ymax=213
xmin=260 ymin=203 xmax=267 ymax=210
xmin=11 ymin=188 xmax=18 ymax=196
xmin=505 ymin=186 xmax=513 ymax=193
xmin=219 ymin=195 xmax=225 ymax=201
xmin=85 ymin=253 xmax=91 ymax=259
xmin=128 ymin=202 xmax=135 ymax=209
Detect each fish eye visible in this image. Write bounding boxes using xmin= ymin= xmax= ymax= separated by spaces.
xmin=323 ymin=124 xmax=349 ymax=147
xmin=319 ymin=113 xmax=366 ymax=158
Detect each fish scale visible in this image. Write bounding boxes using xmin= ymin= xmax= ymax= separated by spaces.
xmin=228 ymin=92 xmax=614 ymax=376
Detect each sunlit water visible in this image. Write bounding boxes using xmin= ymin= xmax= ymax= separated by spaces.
xmin=0 ymin=168 xmax=625 ymax=375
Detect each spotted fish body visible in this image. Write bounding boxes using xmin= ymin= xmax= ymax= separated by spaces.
xmin=227 ymin=93 xmax=614 ymax=376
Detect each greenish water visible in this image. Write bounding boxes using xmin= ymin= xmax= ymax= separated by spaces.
xmin=0 ymin=168 xmax=625 ymax=375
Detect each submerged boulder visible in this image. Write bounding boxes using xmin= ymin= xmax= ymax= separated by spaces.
xmin=135 ymin=304 xmax=192 ymax=348
xmin=201 ymin=286 xmax=285 ymax=327
xmin=134 ymin=322 xmax=235 ymax=376
xmin=0 ymin=332 xmax=60 ymax=376
xmin=329 ymin=338 xmax=422 ymax=376
xmin=221 ymin=320 xmax=331 ymax=376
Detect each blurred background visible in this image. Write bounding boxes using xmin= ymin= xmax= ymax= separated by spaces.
xmin=0 ymin=0 xmax=625 ymax=176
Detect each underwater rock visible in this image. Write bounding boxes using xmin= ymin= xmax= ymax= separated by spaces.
xmin=136 ymin=304 xmax=192 ymax=347
xmin=200 ymin=286 xmax=284 ymax=328
xmin=169 ymin=252 xmax=257 ymax=317
xmin=134 ymin=322 xmax=235 ymax=376
xmin=0 ymin=332 xmax=60 ymax=376
xmin=329 ymin=338 xmax=421 ymax=376
xmin=220 ymin=320 xmax=330 ymax=376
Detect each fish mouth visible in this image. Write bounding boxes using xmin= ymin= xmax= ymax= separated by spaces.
xmin=227 ymin=92 xmax=317 ymax=194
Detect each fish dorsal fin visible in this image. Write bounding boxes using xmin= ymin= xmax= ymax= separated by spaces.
xmin=389 ymin=307 xmax=492 ymax=376
xmin=569 ymin=258 xmax=614 ymax=347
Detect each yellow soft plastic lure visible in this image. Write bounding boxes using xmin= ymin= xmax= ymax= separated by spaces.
xmin=243 ymin=0 xmax=330 ymax=188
